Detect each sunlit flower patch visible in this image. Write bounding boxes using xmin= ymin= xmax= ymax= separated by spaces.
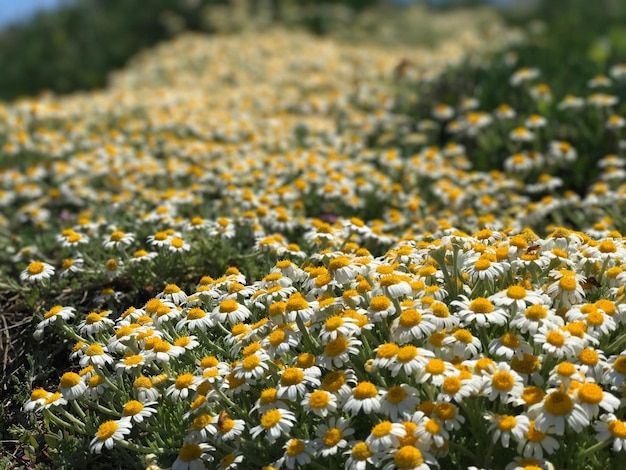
xmin=4 ymin=19 xmax=626 ymax=470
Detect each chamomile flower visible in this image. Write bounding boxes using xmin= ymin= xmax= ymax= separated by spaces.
xmin=172 ymin=442 xmax=215 ymax=470
xmin=20 ymin=260 xmax=55 ymax=282
xmin=277 ymin=438 xmax=315 ymax=469
xmin=366 ymin=420 xmax=405 ymax=452
xmin=103 ymin=230 xmax=135 ymax=250
xmin=89 ymin=419 xmax=133 ymax=454
xmin=249 ymin=408 xmax=297 ymax=444
xmin=36 ymin=305 xmax=76 ymax=331
xmin=452 ymin=296 xmax=509 ymax=328
xmin=379 ymin=384 xmax=420 ymax=420
xmin=301 ymin=389 xmax=338 ymax=417
xmin=530 ymin=388 xmax=589 ymax=434
xmin=313 ymin=417 xmax=354 ymax=457
xmin=594 ymin=413 xmax=626 ymax=451
xmin=486 ymin=413 xmax=530 ymax=448
xmin=344 ymin=441 xmax=379 ymax=470
xmin=120 ymin=399 xmax=158 ymax=423
xmin=344 ymin=381 xmax=382 ymax=415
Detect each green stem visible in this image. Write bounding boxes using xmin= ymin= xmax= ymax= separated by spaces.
xmin=579 ymin=438 xmax=610 ymax=458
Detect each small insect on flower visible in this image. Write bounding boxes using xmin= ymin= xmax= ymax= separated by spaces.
xmin=20 ymin=261 xmax=55 ymax=283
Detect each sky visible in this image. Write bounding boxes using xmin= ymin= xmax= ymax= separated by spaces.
xmin=0 ymin=0 xmax=64 ymax=26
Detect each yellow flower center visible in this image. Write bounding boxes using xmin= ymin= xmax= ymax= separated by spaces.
xmin=192 ymin=414 xmax=213 ymax=431
xmin=178 ymin=443 xmax=202 ymax=462
xmin=527 ymin=422 xmax=546 ymax=442
xmin=242 ymin=355 xmax=261 ymax=371
xmin=60 ymin=372 xmax=81 ymax=389
xmin=454 ymin=329 xmax=474 ymax=344
xmin=325 ymin=316 xmax=344 ymax=331
xmin=44 ymin=305 xmax=63 ymax=319
xmin=371 ymin=421 xmax=392 ymax=437
xmin=599 ymin=240 xmax=617 ymax=253
xmin=556 ymin=361 xmax=576 ymax=376
xmin=259 ymin=388 xmax=278 ymax=405
xmin=394 ymin=446 xmax=424 ymax=469
xmin=426 ymin=358 xmax=446 ymax=375
xmin=399 ymin=309 xmax=422 ymax=328
xmin=396 ymin=345 xmax=418 ymax=363
xmin=133 ymin=376 xmax=152 ymax=389
xmin=175 ymin=373 xmax=194 ymax=389
xmin=544 ymin=391 xmax=574 ymax=416
xmin=285 ymin=439 xmax=305 ymax=457
xmin=507 ymin=285 xmax=527 ymax=299
xmin=329 ymin=256 xmax=351 ymax=271
xmin=442 ymin=377 xmax=462 ymax=394
xmin=220 ymin=300 xmax=239 ymax=313
xmin=269 ymin=329 xmax=286 ymax=347
xmin=587 ymin=310 xmax=604 ymax=326
xmin=308 ymin=390 xmax=330 ymax=408
xmin=163 ymin=284 xmax=181 ymax=294
xmin=578 ymin=348 xmax=599 ymax=366
xmin=261 ymin=409 xmax=282 ymax=428
xmin=281 ymin=368 xmax=304 ymax=386
xmin=377 ymin=343 xmax=399 ymax=358
xmin=370 ymin=296 xmax=392 ymax=311
xmin=153 ymin=339 xmax=171 ymax=353
xmin=468 ymin=298 xmax=494 ymax=314
xmin=325 ymin=337 xmax=348 ymax=357
xmin=492 ymin=371 xmax=515 ymax=392
xmin=421 ymin=419 xmax=440 ymax=438
xmin=85 ymin=344 xmax=104 ymax=356
xmin=546 ymin=330 xmax=566 ymax=347
xmin=559 ymin=277 xmax=577 ymax=291
xmin=614 ymin=357 xmax=626 ymax=374
xmin=351 ymin=442 xmax=372 ymax=461
xmin=386 ymin=386 xmax=407 ymax=405
xmin=498 ymin=415 xmax=517 ymax=432
xmin=322 ymin=371 xmax=346 ymax=393
xmin=474 ymin=259 xmax=492 ymax=271
xmin=500 ymin=333 xmax=521 ymax=349
xmin=297 ymin=353 xmax=316 ymax=369
xmin=123 ymin=400 xmax=144 ymax=416
xmin=353 ymin=381 xmax=377 ymax=400
xmin=609 ymin=420 xmax=626 ymax=438
xmin=286 ymin=294 xmax=308 ymax=312
xmin=324 ymin=428 xmax=342 ymax=447
xmin=27 ymin=261 xmax=44 ymax=275
xmin=578 ymin=383 xmax=603 ymax=404
xmin=96 ymin=421 xmax=118 ymax=441
xmin=434 ymin=402 xmax=456 ymax=420
xmin=525 ymin=305 xmax=547 ymax=320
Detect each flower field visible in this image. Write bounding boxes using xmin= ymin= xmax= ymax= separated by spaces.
xmin=3 ymin=9 xmax=626 ymax=470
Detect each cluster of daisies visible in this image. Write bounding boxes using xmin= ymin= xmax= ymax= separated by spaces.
xmin=4 ymin=24 xmax=626 ymax=470
xmin=22 ymin=224 xmax=626 ymax=470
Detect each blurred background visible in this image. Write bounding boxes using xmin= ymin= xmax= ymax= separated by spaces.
xmin=0 ymin=0 xmax=625 ymax=102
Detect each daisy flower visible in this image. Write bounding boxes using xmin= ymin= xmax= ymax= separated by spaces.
xmin=36 ymin=305 xmax=76 ymax=331
xmin=533 ymin=326 xmax=584 ymax=358
xmin=301 ymin=389 xmax=338 ymax=417
xmin=314 ymin=416 xmax=355 ymax=458
xmin=486 ymin=413 xmax=530 ymax=448
xmin=171 ymin=442 xmax=215 ymax=470
xmin=482 ymin=362 xmax=524 ymax=403
xmin=79 ymin=343 xmax=114 ymax=368
xmin=366 ymin=420 xmax=405 ymax=452
xmin=390 ymin=308 xmax=436 ymax=344
xmin=120 ymin=400 xmax=158 ymax=423
xmin=23 ymin=388 xmax=50 ymax=413
xmin=217 ymin=452 xmax=244 ymax=470
xmin=516 ymin=420 xmax=560 ymax=459
xmin=452 ymin=296 xmax=509 ymax=328
xmin=89 ymin=419 xmax=133 ymax=454
xmin=133 ymin=376 xmax=160 ymax=402
xmin=343 ymin=381 xmax=382 ymax=415
xmin=20 ymin=261 xmax=55 ymax=282
xmin=166 ymin=373 xmax=201 ymax=401
xmin=379 ymin=384 xmax=420 ymax=420
xmin=276 ymin=438 xmax=315 ymax=469
xmin=529 ymin=388 xmax=589 ymax=434
xmin=390 ymin=345 xmax=435 ymax=377
xmin=103 ymin=230 xmax=134 ymax=250
xmin=573 ymin=381 xmax=620 ymax=419
xmin=277 ymin=367 xmax=321 ymax=401
xmin=59 ymin=372 xmax=87 ymax=400
xmin=412 ymin=411 xmax=450 ymax=448
xmin=209 ymin=415 xmax=246 ymax=443
xmin=594 ymin=413 xmax=626 ymax=451
xmin=488 ymin=332 xmax=533 ymax=360
xmin=249 ymin=408 xmax=297 ymax=444
xmin=344 ymin=441 xmax=379 ymax=470
xmin=382 ymin=445 xmax=438 ymax=470
xmin=317 ymin=335 xmax=362 ymax=369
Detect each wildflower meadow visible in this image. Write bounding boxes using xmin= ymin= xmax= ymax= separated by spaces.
xmin=4 ymin=4 xmax=626 ymax=470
